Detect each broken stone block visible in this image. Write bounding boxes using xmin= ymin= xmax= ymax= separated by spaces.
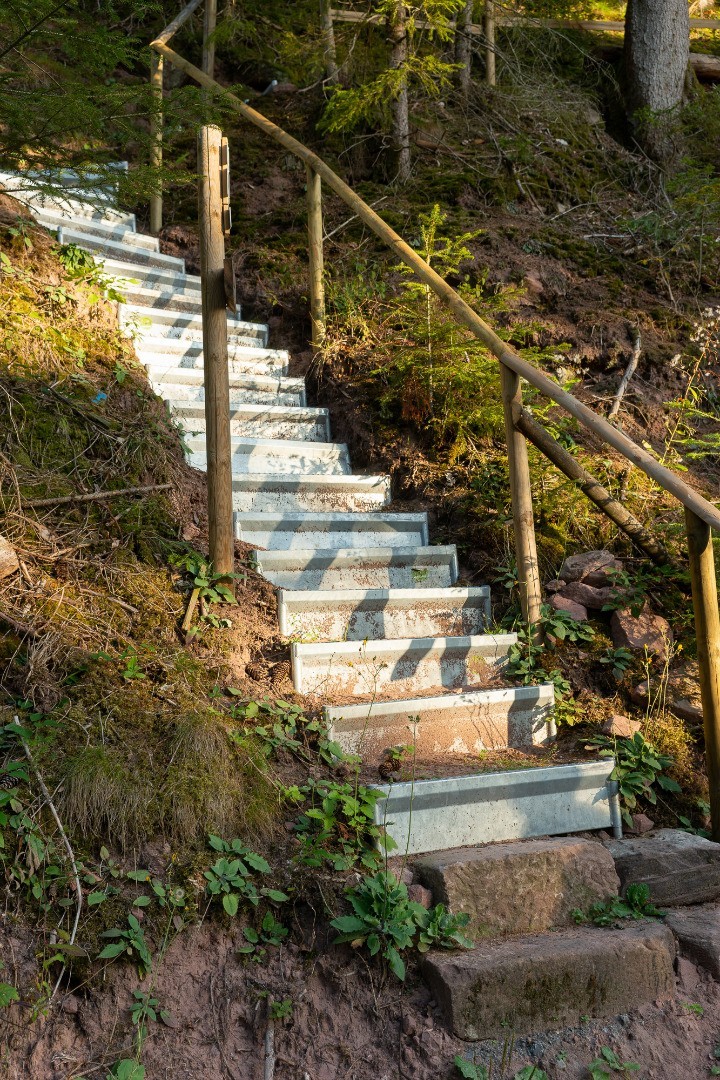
xmin=607 ymin=829 xmax=720 ymax=906
xmin=558 ymin=550 xmax=617 ymax=584
xmin=421 ymin=922 xmax=675 ymax=1039
xmin=545 ymin=579 xmax=566 ymax=594
xmin=407 ymin=883 xmax=433 ymax=909
xmin=601 ymin=714 xmax=641 ymax=738
xmin=628 ymin=813 xmax=655 ymax=835
xmin=558 ymin=581 xmax=614 ymax=610
xmin=664 ymin=904 xmax=720 ymax=980
xmin=414 ymin=838 xmax=619 ymax=938
xmin=550 ymin=594 xmax=587 ymax=621
xmin=610 ymin=606 xmax=672 ymax=661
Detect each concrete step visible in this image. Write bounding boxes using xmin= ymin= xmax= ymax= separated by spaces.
xmin=146 ymin=369 xmax=305 ymax=406
xmin=138 ymin=340 xmax=288 ymax=378
xmin=290 ymin=632 xmax=516 ymax=696
xmin=113 ymin=283 xmax=210 ymax=314
xmin=324 ymin=683 xmax=555 ymax=760
xmin=0 ymin=181 xmax=135 ymax=228
xmin=370 ymin=759 xmax=621 ymax=856
xmin=188 ymin=437 xmax=351 ymax=476
xmin=56 ymin=226 xmax=184 ymax=270
xmin=0 ymin=171 xmax=119 ymax=212
xmin=235 ymin=511 xmax=429 ymax=551
xmin=98 ymin=258 xmax=200 ymax=292
xmin=169 ymin=402 xmax=330 ymax=441
xmin=252 ymin=545 xmax=459 ymax=591
xmin=422 ymin=922 xmax=675 ymax=1040
xmin=231 ymin=474 xmax=391 ymax=513
xmin=413 ymin=836 xmax=619 ymax=940
xmin=278 ymin=586 xmax=491 ymax=642
xmin=35 ymin=209 xmax=154 ymax=249
xmin=121 ymin=305 xmax=266 ymax=348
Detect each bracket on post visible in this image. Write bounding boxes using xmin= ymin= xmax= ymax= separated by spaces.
xmin=220 ymin=137 xmax=231 ymax=237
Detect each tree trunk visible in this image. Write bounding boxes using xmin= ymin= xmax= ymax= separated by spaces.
xmin=321 ymin=1 xmax=340 ymax=84
xmin=455 ymin=0 xmax=474 ymax=95
xmin=387 ymin=2 xmax=411 ymax=182
xmin=624 ymin=0 xmax=689 ymax=161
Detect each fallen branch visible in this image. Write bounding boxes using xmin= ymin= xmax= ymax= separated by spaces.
xmin=608 ymin=330 xmax=641 ymax=421
xmin=516 ymin=408 xmax=668 ymax=565
xmin=181 ymin=586 xmax=201 ymax=633
xmin=0 ymin=609 xmax=38 ymax=637
xmin=16 ymin=483 xmax=172 ymax=509
xmin=20 ymin=731 xmax=82 ymax=998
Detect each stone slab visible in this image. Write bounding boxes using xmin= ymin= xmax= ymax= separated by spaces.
xmin=253 ymin=545 xmax=458 ymax=591
xmin=664 ymin=904 xmax=720 ymax=979
xmin=422 ymin=921 xmax=675 ymax=1039
xmin=414 ymin=837 xmax=619 ymax=938
xmin=370 ymin=759 xmax=620 ymax=855
xmin=606 ymin=829 xmax=720 ymax=906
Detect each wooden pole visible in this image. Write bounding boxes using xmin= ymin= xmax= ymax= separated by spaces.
xmin=455 ymin=0 xmax=474 ymax=95
xmin=306 ymin=165 xmax=326 ymax=348
xmin=500 ymin=365 xmax=542 ymax=631
xmin=149 ymin=52 xmax=163 ymax=235
xmin=485 ymin=0 xmax=496 ymax=87
xmin=202 ymin=0 xmax=217 ymax=78
xmin=198 ymin=125 xmax=234 ymax=578
xmin=685 ymin=508 xmax=720 ymax=842
xmin=322 ymin=1 xmax=340 ymax=84
xmin=516 ymin=408 xmax=668 ymax=565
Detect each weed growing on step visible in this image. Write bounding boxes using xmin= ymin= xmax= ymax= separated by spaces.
xmin=588 ymin=1046 xmax=640 ymax=1077
xmin=586 ymin=732 xmax=680 ymax=827
xmin=331 ymin=871 xmax=472 ymax=981
xmin=572 ymin=883 xmax=663 ymax=928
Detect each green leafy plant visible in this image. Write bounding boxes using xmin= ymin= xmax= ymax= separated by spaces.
xmin=587 ymin=732 xmax=680 ymax=826
xmin=573 ymin=883 xmax=662 ymax=927
xmin=0 ymin=982 xmax=19 ymax=1007
xmin=237 ymin=911 xmax=289 ymax=959
xmin=120 ymin=649 xmax=146 ymax=681
xmin=331 ymin=871 xmax=472 ymax=981
xmin=170 ymin=550 xmax=239 ymax=607
xmin=542 ymin=604 xmax=596 ymax=644
xmin=130 ymin=989 xmax=172 ymax=1040
xmin=98 ymin=914 xmax=152 ymax=978
xmin=454 ymin=1058 xmax=548 ymax=1079
xmin=588 ymin=1046 xmax=640 ymax=1077
xmin=599 ymin=647 xmax=634 ymax=681
xmin=204 ymin=835 xmax=288 ymax=916
xmin=230 ymin=697 xmax=350 ymax=767
xmin=286 ymin=780 xmax=394 ymax=871
xmin=106 ymin=1062 xmax=145 ymax=1080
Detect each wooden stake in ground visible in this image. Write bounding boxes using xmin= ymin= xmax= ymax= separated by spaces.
xmin=608 ymin=329 xmax=641 ymax=421
xmin=198 ymin=126 xmax=235 ymax=580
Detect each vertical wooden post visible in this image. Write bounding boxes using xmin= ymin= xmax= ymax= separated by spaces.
xmin=485 ymin=0 xmax=496 ymax=87
xmin=685 ymin=508 xmax=720 ymax=842
xmin=500 ymin=363 xmax=543 ymax=633
xmin=149 ymin=52 xmax=163 ymax=236
xmin=198 ymin=125 xmax=234 ymax=578
xmin=322 ymin=1 xmax=340 ymax=84
xmin=455 ymin=0 xmax=474 ymax=96
xmin=306 ymin=165 xmax=326 ymax=348
xmin=202 ymin=0 xmax=217 ymax=78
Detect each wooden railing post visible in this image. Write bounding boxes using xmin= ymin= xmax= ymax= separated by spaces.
xmin=202 ymin=0 xmax=217 ymax=78
xmin=149 ymin=52 xmax=164 ymax=235
xmin=198 ymin=125 xmax=234 ymax=579
xmin=500 ymin=364 xmax=542 ymax=632
xmin=306 ymin=165 xmax=326 ymax=348
xmin=485 ymin=0 xmax=496 ymax=87
xmin=685 ymin=508 xmax=720 ymax=842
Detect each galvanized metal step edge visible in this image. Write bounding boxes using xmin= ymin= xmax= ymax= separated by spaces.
xmin=56 ymin=226 xmax=185 ymax=270
xmin=34 ymin=210 xmax=156 ymax=249
xmin=324 ymin=684 xmax=556 ymax=757
xmin=368 ymin=759 xmax=622 ymax=856
xmin=232 ymin=475 xmax=390 ymax=493
xmin=235 ymin=511 xmax=429 ymax=545
xmin=120 ymin=305 xmax=267 ymax=344
xmin=277 ymin=586 xmax=492 ymax=637
xmin=98 ymin=257 xmax=200 ymax=291
xmin=251 ymin=545 xmax=459 ymax=584
xmin=291 ymin=632 xmax=517 ymax=693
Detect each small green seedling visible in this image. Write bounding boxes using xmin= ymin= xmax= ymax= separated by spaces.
xmin=588 ymin=1046 xmax=640 ymax=1077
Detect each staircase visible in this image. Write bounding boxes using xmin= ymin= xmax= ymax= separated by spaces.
xmin=3 ymin=165 xmax=622 ymax=857
xmin=9 ymin=164 xmax=704 ymax=1044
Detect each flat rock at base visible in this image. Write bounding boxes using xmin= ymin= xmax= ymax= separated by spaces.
xmin=664 ymin=904 xmax=720 ymax=980
xmin=422 ymin=921 xmax=675 ymax=1040
xmin=558 ymin=550 xmax=617 ymax=583
xmin=670 ymin=698 xmax=703 ymax=725
xmin=414 ymin=838 xmax=619 ymax=938
xmin=602 ymin=714 xmax=641 ymax=738
xmin=606 ymin=829 xmax=720 ymax=905
xmin=610 ymin=606 xmax=672 ymax=660
xmin=550 ymin=594 xmax=587 ymax=621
